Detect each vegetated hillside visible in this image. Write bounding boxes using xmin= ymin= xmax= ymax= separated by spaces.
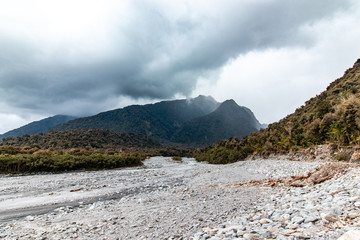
xmin=0 ymin=115 xmax=76 ymax=139
xmin=52 ymin=95 xmax=220 ymax=143
xmin=0 ymin=129 xmax=160 ymax=150
xmin=172 ymin=100 xmax=261 ymax=146
xmin=196 ymin=59 xmax=360 ymax=164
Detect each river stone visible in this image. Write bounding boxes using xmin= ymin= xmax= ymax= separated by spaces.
xmin=304 ymin=215 xmax=319 ymax=223
xmin=337 ymin=230 xmax=360 ymax=240
xmin=350 ymin=150 xmax=360 ymax=162
xmin=324 ymin=213 xmax=339 ymax=223
xmin=292 ymin=216 xmax=305 ymax=224
xmin=347 ymin=211 xmax=360 ymax=219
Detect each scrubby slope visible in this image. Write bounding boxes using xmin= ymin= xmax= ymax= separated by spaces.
xmin=196 ymin=59 xmax=360 ymax=163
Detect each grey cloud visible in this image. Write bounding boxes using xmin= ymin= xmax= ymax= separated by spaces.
xmin=0 ymin=0 xmax=352 ymax=116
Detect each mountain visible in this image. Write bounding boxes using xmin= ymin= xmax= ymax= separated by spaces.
xmin=172 ymin=100 xmax=261 ymax=146
xmin=0 ymin=115 xmax=76 ymax=139
xmin=0 ymin=129 xmax=159 ymax=149
xmin=53 ymin=96 xmax=220 ymax=142
xmin=196 ymin=59 xmax=360 ymax=163
xmin=52 ymin=95 xmax=262 ymax=146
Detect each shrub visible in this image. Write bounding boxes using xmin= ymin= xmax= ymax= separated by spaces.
xmin=0 ymin=151 xmax=144 ymax=174
xmin=172 ymin=156 xmax=182 ymax=162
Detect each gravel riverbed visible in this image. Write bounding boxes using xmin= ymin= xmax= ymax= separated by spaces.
xmin=0 ymin=157 xmax=358 ymax=239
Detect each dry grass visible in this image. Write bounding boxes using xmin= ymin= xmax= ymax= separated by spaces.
xmin=230 ymin=162 xmax=354 ymax=188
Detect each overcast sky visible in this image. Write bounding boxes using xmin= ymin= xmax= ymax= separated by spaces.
xmin=1 ymin=0 xmax=360 ymax=134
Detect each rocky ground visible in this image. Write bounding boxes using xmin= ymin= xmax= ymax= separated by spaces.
xmin=192 ymin=163 xmax=360 ymax=240
xmin=0 ymin=156 xmax=358 ymax=239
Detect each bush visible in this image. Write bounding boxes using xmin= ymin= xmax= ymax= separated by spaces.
xmin=172 ymin=156 xmax=182 ymax=162
xmin=0 ymin=151 xmax=144 ymax=174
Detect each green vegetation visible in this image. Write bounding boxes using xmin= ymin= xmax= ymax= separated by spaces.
xmin=172 ymin=156 xmax=182 ymax=161
xmin=0 ymin=129 xmax=159 ymax=149
xmin=196 ymin=59 xmax=360 ymax=164
xmin=0 ymin=145 xmax=193 ymax=174
xmin=0 ymin=129 xmax=194 ymax=173
xmin=195 ymin=137 xmax=252 ymax=164
xmin=0 ymin=146 xmax=144 ymax=174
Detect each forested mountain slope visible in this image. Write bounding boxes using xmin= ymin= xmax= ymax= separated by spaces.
xmin=52 ymin=95 xmax=263 ymax=146
xmin=172 ymin=100 xmax=261 ymax=146
xmin=0 ymin=129 xmax=159 ymax=149
xmin=52 ymin=95 xmax=220 ymax=142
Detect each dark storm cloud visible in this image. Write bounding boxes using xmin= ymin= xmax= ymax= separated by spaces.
xmin=0 ymin=0 xmax=352 ymax=115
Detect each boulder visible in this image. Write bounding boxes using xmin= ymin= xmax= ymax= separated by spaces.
xmin=350 ymin=150 xmax=360 ymax=162
xmin=337 ymin=230 xmax=360 ymax=240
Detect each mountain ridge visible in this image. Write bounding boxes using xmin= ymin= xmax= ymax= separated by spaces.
xmin=0 ymin=115 xmax=76 ymax=140
xmin=2 ymin=96 xmax=263 ymax=146
xmin=52 ymin=95 xmax=261 ymax=146
xmin=52 ymin=95 xmax=221 ymax=141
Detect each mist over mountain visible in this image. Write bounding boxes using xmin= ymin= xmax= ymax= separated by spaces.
xmin=52 ymin=95 xmax=219 ymax=141
xmin=52 ymin=95 xmax=261 ymax=146
xmin=2 ymin=96 xmax=262 ymax=146
xmin=172 ymin=100 xmax=261 ymax=146
xmin=0 ymin=115 xmax=76 ymax=140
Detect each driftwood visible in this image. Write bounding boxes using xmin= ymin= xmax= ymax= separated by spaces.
xmin=70 ymin=188 xmax=84 ymax=192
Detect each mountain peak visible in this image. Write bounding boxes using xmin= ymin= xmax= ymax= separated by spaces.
xmin=220 ymin=99 xmax=237 ymax=106
xmin=171 ymin=98 xmax=261 ymax=146
xmin=214 ymin=99 xmax=239 ymax=113
xmin=189 ymin=95 xmax=217 ymax=104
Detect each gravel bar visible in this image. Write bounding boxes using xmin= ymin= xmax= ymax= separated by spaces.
xmin=0 ymin=157 xmax=357 ymax=239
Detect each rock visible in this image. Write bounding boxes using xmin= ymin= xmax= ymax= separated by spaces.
xmin=261 ymin=232 xmax=273 ymax=238
xmin=243 ymin=233 xmax=259 ymax=240
xmin=350 ymin=150 xmax=360 ymax=162
xmin=281 ymin=229 xmax=297 ymax=235
xmin=348 ymin=196 xmax=358 ymax=202
xmin=347 ymin=211 xmax=360 ymax=219
xmin=2 ymin=157 xmax=360 ymax=240
xmin=287 ymin=223 xmax=298 ymax=229
xmin=304 ymin=215 xmax=319 ymax=223
xmin=238 ymin=226 xmax=246 ymax=231
xmin=292 ymin=216 xmax=305 ymax=224
xmin=280 ymin=214 xmax=291 ymax=221
xmin=259 ymin=219 xmax=271 ymax=225
xmin=324 ymin=213 xmax=339 ymax=223
xmin=25 ymin=216 xmax=35 ymax=221
xmin=337 ymin=230 xmax=360 ymax=240
xmin=225 ymin=232 xmax=236 ymax=238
